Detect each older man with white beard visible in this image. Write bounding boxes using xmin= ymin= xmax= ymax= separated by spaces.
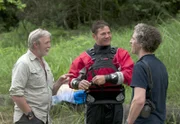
xmin=9 ymin=28 xmax=72 ymax=124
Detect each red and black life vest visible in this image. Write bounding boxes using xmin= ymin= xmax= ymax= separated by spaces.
xmin=85 ymin=46 xmax=125 ymax=104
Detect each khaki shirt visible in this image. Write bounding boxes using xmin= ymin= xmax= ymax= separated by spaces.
xmin=9 ymin=50 xmax=54 ymax=124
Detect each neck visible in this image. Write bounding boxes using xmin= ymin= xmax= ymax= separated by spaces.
xmin=30 ymin=49 xmax=42 ymax=60
xmin=138 ymin=50 xmax=152 ymax=59
xmin=94 ymin=44 xmax=111 ymax=54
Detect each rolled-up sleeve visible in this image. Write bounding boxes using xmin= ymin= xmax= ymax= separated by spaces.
xmin=9 ymin=62 xmax=29 ymax=96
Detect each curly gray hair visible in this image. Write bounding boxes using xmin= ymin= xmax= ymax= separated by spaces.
xmin=134 ymin=23 xmax=162 ymax=53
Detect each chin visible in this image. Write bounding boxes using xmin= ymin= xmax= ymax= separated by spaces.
xmin=43 ymin=52 xmax=48 ymax=56
xmin=104 ymin=42 xmax=111 ymax=46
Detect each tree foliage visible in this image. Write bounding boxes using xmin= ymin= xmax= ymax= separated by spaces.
xmin=0 ymin=0 xmax=25 ymax=32
xmin=0 ymin=0 xmax=25 ymax=10
xmin=0 ymin=0 xmax=179 ymax=31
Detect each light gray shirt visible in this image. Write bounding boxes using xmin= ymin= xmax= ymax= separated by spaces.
xmin=9 ymin=50 xmax=54 ymax=123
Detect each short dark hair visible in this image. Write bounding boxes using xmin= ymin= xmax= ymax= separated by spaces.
xmin=91 ymin=20 xmax=110 ymax=34
xmin=134 ymin=23 xmax=162 ymax=53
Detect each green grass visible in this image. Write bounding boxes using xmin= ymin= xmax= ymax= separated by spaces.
xmin=51 ymin=103 xmax=84 ymax=124
xmin=0 ymin=16 xmax=180 ymax=123
xmin=157 ymin=17 xmax=180 ymax=107
xmin=0 ymin=106 xmax=14 ymax=124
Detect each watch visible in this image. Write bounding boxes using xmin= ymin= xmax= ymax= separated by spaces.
xmin=72 ymin=79 xmax=80 ymax=89
xmin=26 ymin=111 xmax=34 ymax=120
xmin=124 ymin=120 xmax=128 ymax=124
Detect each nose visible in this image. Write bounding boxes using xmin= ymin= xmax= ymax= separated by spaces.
xmin=105 ymin=33 xmax=111 ymax=38
xmin=105 ymin=33 xmax=108 ymax=38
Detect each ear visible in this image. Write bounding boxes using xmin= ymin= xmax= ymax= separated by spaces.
xmin=140 ymin=43 xmax=143 ymax=47
xmin=92 ymin=33 xmax=95 ymax=38
xmin=33 ymin=42 xmax=39 ymax=49
xmin=92 ymin=33 xmax=97 ymax=40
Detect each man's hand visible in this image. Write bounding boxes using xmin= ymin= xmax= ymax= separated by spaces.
xmin=53 ymin=73 xmax=73 ymax=95
xmin=78 ymin=80 xmax=91 ymax=90
xmin=92 ymin=75 xmax=105 ymax=85
xmin=57 ymin=73 xmax=73 ymax=85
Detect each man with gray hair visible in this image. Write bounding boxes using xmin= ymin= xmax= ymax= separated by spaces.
xmin=126 ymin=24 xmax=168 ymax=124
xmin=9 ymin=28 xmax=72 ymax=124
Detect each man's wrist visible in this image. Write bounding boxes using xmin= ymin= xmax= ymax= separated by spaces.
xmin=71 ymin=79 xmax=80 ymax=89
xmin=124 ymin=120 xmax=128 ymax=124
xmin=105 ymin=73 xmax=118 ymax=84
xmin=25 ymin=111 xmax=34 ymax=120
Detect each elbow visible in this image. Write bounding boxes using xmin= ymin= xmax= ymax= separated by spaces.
xmin=11 ymin=95 xmax=19 ymax=103
xmin=11 ymin=95 xmax=16 ymax=100
xmin=133 ymin=97 xmax=145 ymax=107
xmin=123 ymin=79 xmax=131 ymax=86
xmin=10 ymin=96 xmax=14 ymax=103
xmin=121 ymin=72 xmax=132 ymax=86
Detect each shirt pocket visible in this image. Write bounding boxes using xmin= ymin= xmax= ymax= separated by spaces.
xmin=28 ymin=67 xmax=46 ymax=88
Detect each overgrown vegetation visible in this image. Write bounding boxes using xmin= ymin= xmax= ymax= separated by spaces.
xmin=0 ymin=0 xmax=179 ymax=31
xmin=0 ymin=15 xmax=180 ymax=123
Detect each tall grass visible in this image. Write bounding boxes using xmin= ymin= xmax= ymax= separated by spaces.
xmin=0 ymin=16 xmax=180 ymax=123
xmin=157 ymin=17 xmax=180 ymax=107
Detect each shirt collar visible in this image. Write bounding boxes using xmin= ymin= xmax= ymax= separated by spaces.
xmin=27 ymin=49 xmax=37 ymax=61
xmin=138 ymin=54 xmax=155 ymax=62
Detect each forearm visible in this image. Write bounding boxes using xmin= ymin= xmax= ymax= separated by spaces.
xmin=127 ymin=100 xmax=144 ymax=124
xmin=105 ymin=72 xmax=124 ymax=84
xmin=53 ymin=74 xmax=72 ymax=95
xmin=11 ymin=96 xmax=31 ymax=114
xmin=52 ymin=81 xmax=63 ymax=95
